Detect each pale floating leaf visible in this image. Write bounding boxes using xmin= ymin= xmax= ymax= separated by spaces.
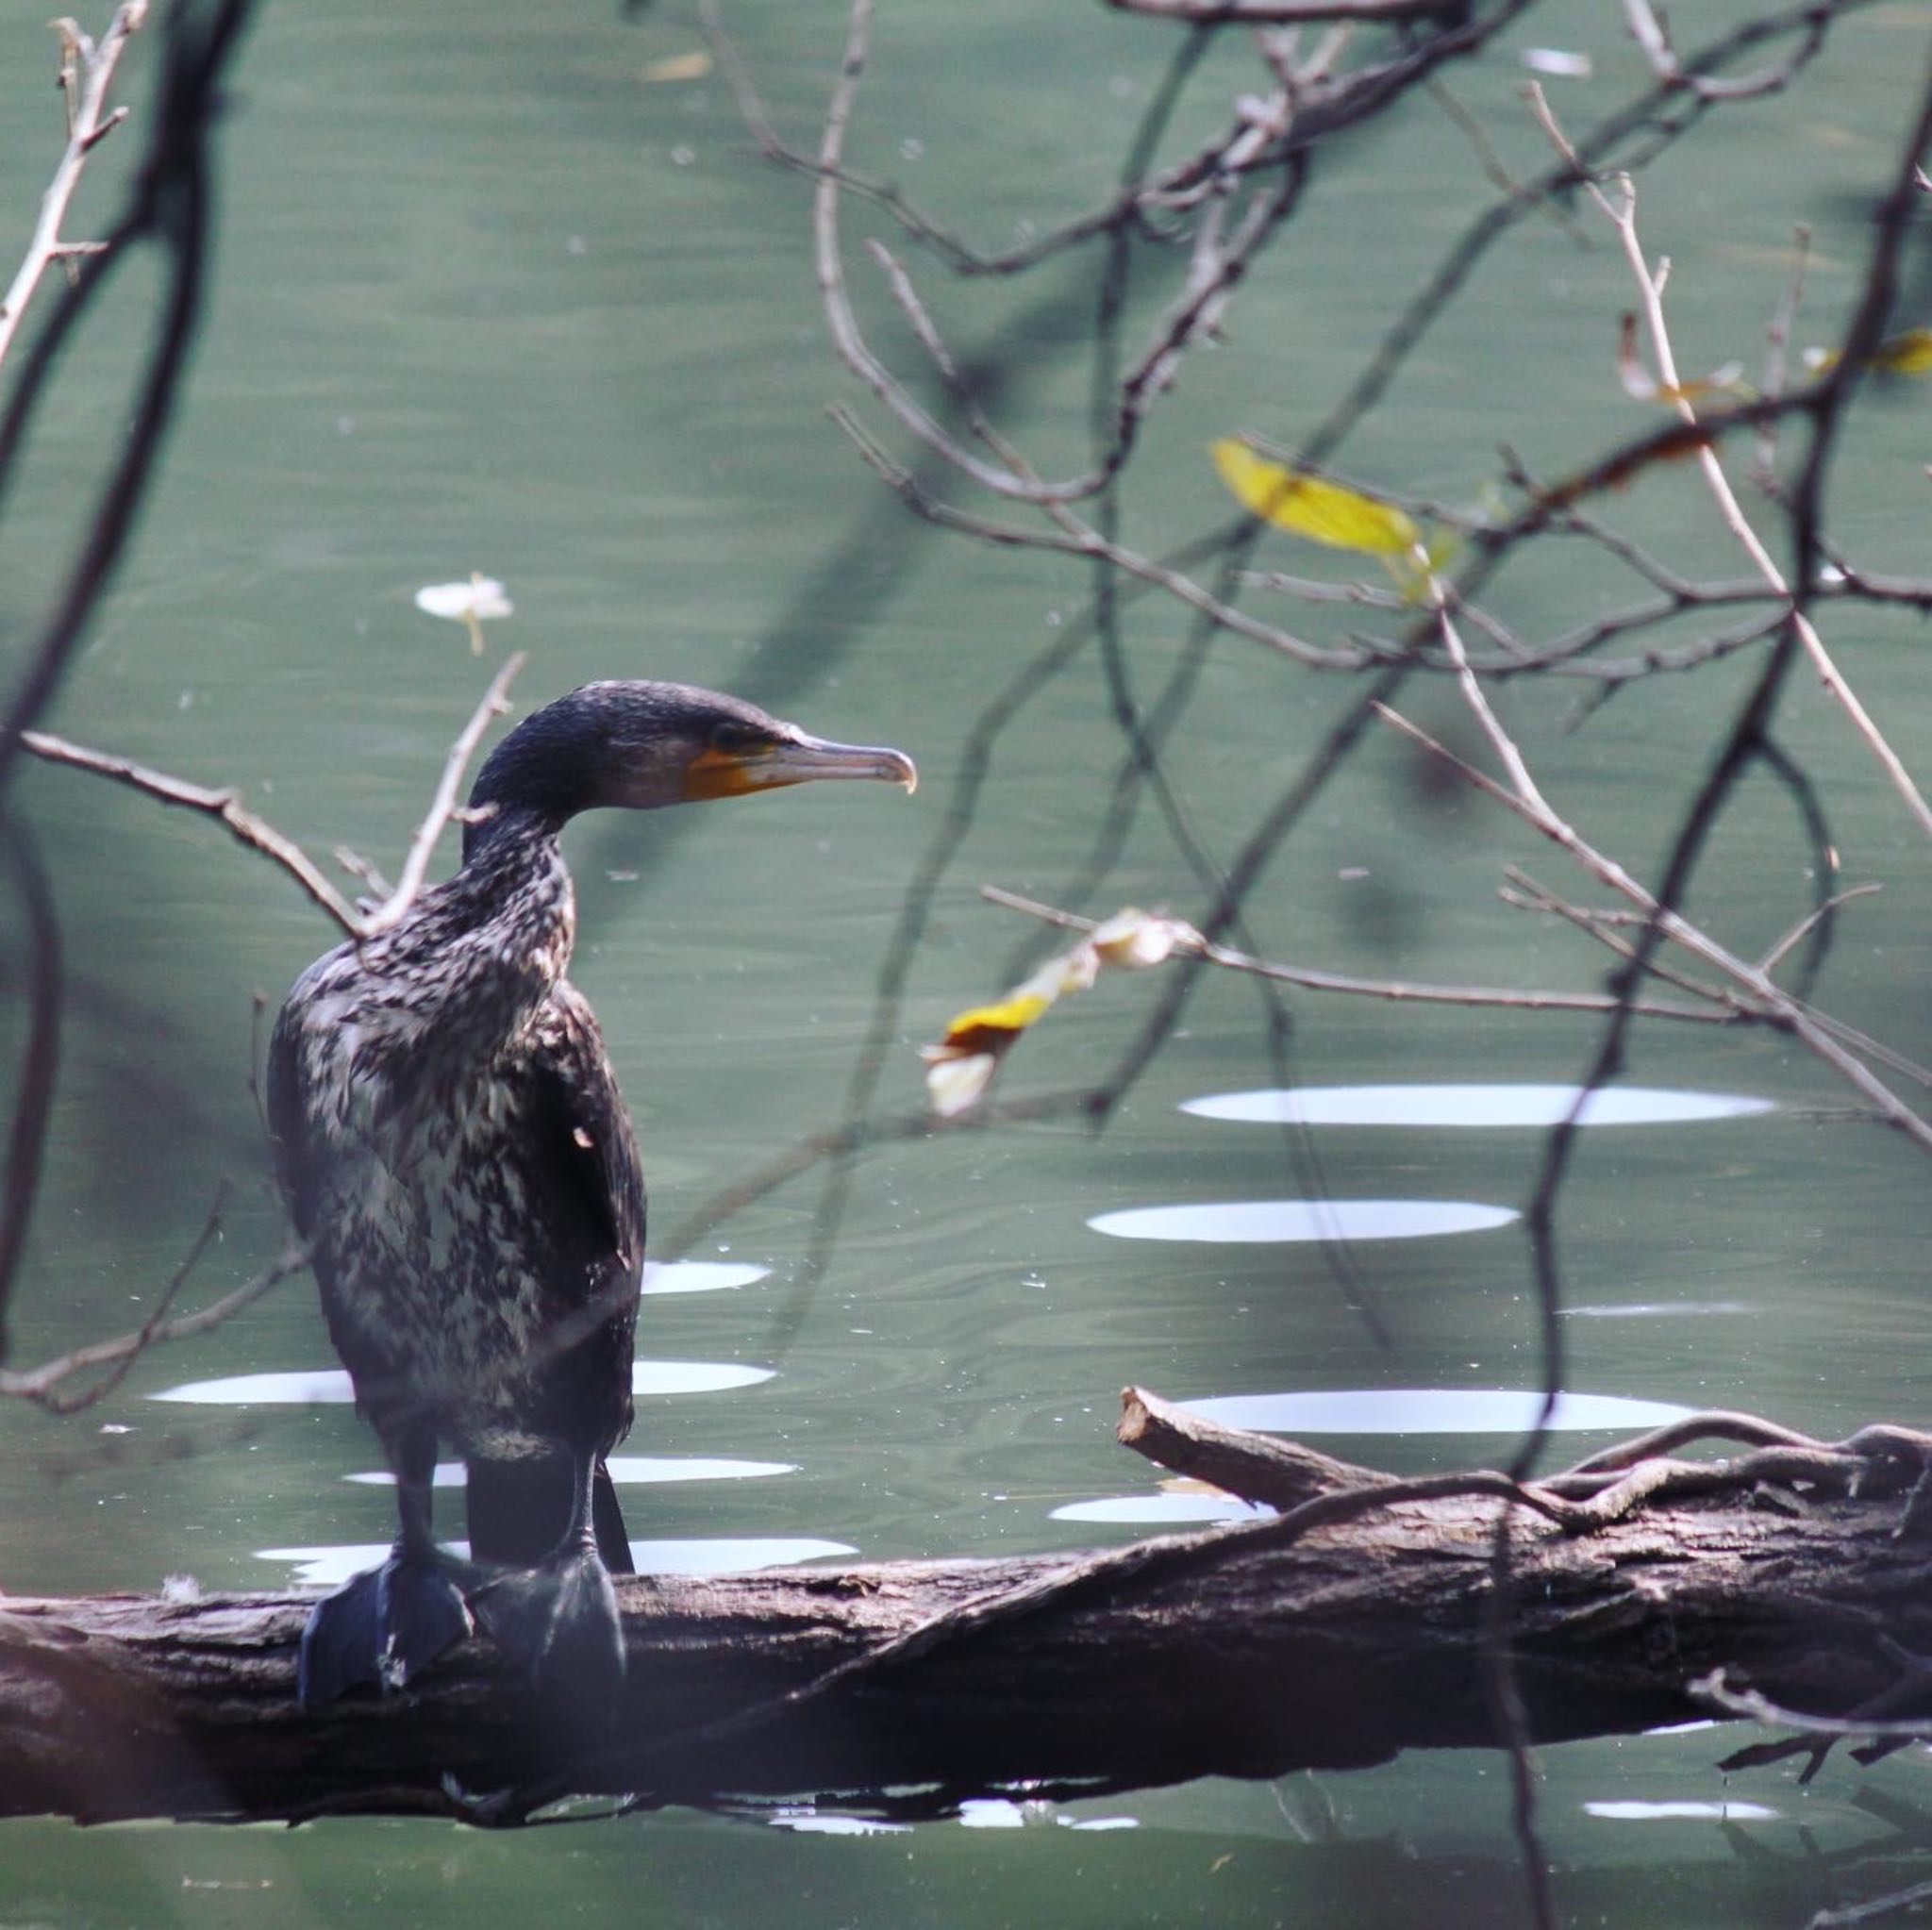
xmin=414 ymin=576 xmax=513 ymax=622
xmin=641 ymin=50 xmax=712 ymax=83
xmin=415 ymin=574 xmax=513 ymax=655
xmin=1522 ymin=47 xmax=1591 ymax=78
xmin=1090 ymin=907 xmax=1195 ymax=970
xmin=1618 ymin=315 xmax=1749 ymax=406
xmin=924 ymin=1049 xmax=1001 ymax=1120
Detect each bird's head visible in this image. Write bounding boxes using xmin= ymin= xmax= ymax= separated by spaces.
xmin=464 ymin=680 xmax=915 ymax=857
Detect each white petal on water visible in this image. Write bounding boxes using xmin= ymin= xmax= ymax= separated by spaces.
xmin=413 ymin=576 xmax=512 ymax=622
xmin=1522 ymin=47 xmax=1592 ymax=78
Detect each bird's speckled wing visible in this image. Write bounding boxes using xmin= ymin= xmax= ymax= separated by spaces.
xmin=460 ymin=983 xmax=643 ymax=1565
xmin=513 ymin=983 xmax=646 ymax=1301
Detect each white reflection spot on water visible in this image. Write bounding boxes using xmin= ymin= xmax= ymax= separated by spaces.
xmin=641 ymin=1259 xmax=771 ymax=1295
xmin=1563 ymin=1302 xmax=1751 ymax=1321
xmin=259 ymin=1537 xmax=853 ymax=1588
xmin=621 ymin=1538 xmax=856 ymax=1576
xmin=261 ymin=1542 xmax=462 ymax=1587
xmin=1087 ymin=1200 xmax=1518 ymax=1243
xmin=154 ymin=1369 xmax=357 ymax=1405
xmin=1052 ymin=1494 xmax=1274 ymax=1525
xmin=770 ymin=1813 xmax=912 ymax=1837
xmin=1585 ymin=1801 xmax=1777 ymax=1822
xmin=153 ymin=1360 xmax=774 ymax=1404
xmin=346 ymin=1456 xmax=795 ymax=1488
xmin=1186 ymin=1389 xmax=1693 ymax=1434
xmin=631 ymin=1361 xmax=774 ymax=1397
xmin=1180 ymin=1084 xmax=1775 ymax=1129
xmin=958 ymin=1800 xmax=1028 ymax=1829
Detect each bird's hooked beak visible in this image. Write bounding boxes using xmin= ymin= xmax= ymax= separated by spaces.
xmin=681 ymin=728 xmax=918 ymax=802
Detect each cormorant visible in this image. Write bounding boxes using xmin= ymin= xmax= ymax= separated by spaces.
xmin=268 ymin=680 xmax=915 ymax=1706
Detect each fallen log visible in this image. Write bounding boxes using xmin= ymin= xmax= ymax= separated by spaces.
xmin=4 ymin=1389 xmax=1931 ymax=1825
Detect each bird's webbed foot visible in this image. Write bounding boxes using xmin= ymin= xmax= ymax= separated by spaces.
xmin=298 ymin=1550 xmax=475 ymax=1705
xmin=472 ymin=1531 xmax=625 ymax=1713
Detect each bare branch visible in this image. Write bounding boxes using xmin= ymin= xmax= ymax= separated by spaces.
xmin=0 ymin=1223 xmax=308 ymax=1414
xmin=1106 ymin=0 xmax=1466 ymax=18
xmin=1374 ymin=700 xmax=1932 ymax=1154
xmin=362 ymin=652 xmax=526 ymax=935
xmin=0 ymin=824 xmax=61 ymax=1359
xmin=0 ymin=0 xmax=259 ymax=812
xmin=0 ymin=4 xmax=148 ymax=373
xmin=1759 ymin=883 xmax=1883 ymax=977
xmin=22 ymin=728 xmax=360 ymax=933
xmin=1525 ymin=86 xmax=1932 ymax=842
xmin=978 ymin=884 xmax=1735 ymax=1024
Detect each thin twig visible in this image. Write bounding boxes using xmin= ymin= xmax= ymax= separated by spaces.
xmin=22 ymin=729 xmax=361 ymax=933
xmin=0 ymin=1235 xmax=308 ymax=1413
xmin=0 ymin=4 xmax=148 ymax=372
xmin=979 ymin=885 xmax=1734 ymax=1024
xmin=1526 ymin=86 xmax=1932 ymax=843
xmin=1380 ymin=699 xmax=1932 ymax=1144
xmin=1758 ymin=883 xmax=1882 ymax=977
xmin=362 ymin=652 xmax=526 ymax=935
xmin=0 ymin=0 xmax=258 ymax=812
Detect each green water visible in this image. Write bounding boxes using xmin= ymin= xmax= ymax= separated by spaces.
xmin=7 ymin=0 xmax=1932 ymax=1922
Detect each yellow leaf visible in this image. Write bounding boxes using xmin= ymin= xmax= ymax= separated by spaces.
xmin=921 ymin=913 xmax=1208 ymax=1116
xmin=1213 ymin=440 xmax=1420 ymax=557
xmin=929 ymin=988 xmax=1055 ymax=1052
xmin=1804 ymin=328 xmax=1932 ymax=377
xmin=1875 ymin=327 xmax=1932 ymax=374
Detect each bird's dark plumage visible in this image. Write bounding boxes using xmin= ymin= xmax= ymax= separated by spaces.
xmin=268 ymin=680 xmax=913 ymax=1706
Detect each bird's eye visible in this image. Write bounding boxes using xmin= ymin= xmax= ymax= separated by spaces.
xmin=708 ymin=720 xmax=758 ymax=754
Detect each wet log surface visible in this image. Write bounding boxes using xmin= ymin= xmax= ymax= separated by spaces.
xmin=5 ymin=1390 xmax=1930 ymax=1825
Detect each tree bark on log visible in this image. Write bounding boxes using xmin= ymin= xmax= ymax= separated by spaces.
xmin=4 ymin=1390 xmax=1930 ymax=1825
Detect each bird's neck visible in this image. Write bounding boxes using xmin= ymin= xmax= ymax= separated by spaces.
xmin=364 ymin=821 xmax=577 ymax=1061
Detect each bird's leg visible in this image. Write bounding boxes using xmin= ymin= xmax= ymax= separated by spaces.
xmin=553 ymin=1444 xmax=599 ymax=1560
xmin=374 ymin=1425 xmax=475 ymax=1691
xmin=472 ymin=1443 xmax=626 ymax=1710
xmin=298 ymin=1423 xmax=474 ymax=1705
